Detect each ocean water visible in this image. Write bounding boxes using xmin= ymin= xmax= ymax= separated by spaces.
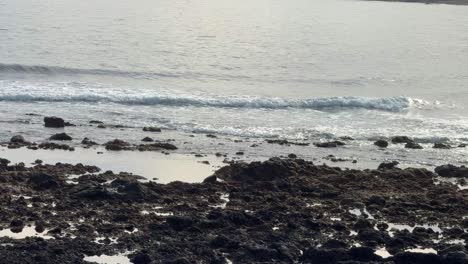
xmin=1 ymin=0 xmax=467 ymax=167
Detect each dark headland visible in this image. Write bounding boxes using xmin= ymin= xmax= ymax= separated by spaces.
xmin=369 ymin=0 xmax=468 ymax=5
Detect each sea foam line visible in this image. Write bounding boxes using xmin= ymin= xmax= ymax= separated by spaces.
xmin=0 ymin=79 xmax=430 ymax=111
xmin=0 ymin=93 xmax=423 ymax=111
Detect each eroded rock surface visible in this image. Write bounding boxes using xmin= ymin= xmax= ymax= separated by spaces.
xmin=0 ymin=158 xmax=465 ymax=263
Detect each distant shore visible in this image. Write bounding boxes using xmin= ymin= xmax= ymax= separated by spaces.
xmin=369 ymin=0 xmax=468 ymax=5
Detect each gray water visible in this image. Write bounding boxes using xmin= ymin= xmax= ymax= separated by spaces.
xmin=0 ymin=0 xmax=467 ymax=167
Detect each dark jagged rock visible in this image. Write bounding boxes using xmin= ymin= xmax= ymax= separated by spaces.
xmin=0 ymin=158 xmax=11 ymax=167
xmin=378 ymin=161 xmax=399 ymax=170
xmin=81 ymin=137 xmax=98 ymax=145
xmin=10 ymin=219 xmax=24 ymax=228
xmin=110 ymin=179 xmax=159 ymax=200
xmin=141 ymin=137 xmax=154 ymax=142
xmin=137 ymin=142 xmax=177 ymax=151
xmin=214 ymin=158 xmax=316 ymax=182
xmin=266 ymin=139 xmax=309 ymax=146
xmin=314 ymin=141 xmax=346 ymax=148
xmin=143 ymin=127 xmax=162 ymax=132
xmin=443 ymin=251 xmax=468 ymax=264
xmin=28 ymin=173 xmax=61 ymax=190
xmin=393 ymin=251 xmax=442 ymax=264
xmin=367 ymin=195 xmax=386 ymax=207
xmin=300 ymin=248 xmax=349 ymax=263
xmin=433 ymin=143 xmax=451 ymax=149
xmin=374 ymin=139 xmax=389 ymax=148
xmin=38 ymin=142 xmax=72 ymax=150
xmin=166 ymin=216 xmax=194 ymax=231
xmin=348 ymin=247 xmax=382 ymax=262
xmin=10 ymin=135 xmax=26 ymax=143
xmin=44 ymin=116 xmax=65 ymax=128
xmin=131 ymin=252 xmax=152 ymax=264
xmin=203 ymin=175 xmax=217 ymax=183
xmin=89 ymin=120 xmax=104 ymax=124
xmin=392 ymin=136 xmax=413 ymax=144
xmin=105 ymin=139 xmax=130 ymax=151
xmin=0 ymin=157 xmax=465 ymax=263
xmin=49 ymin=133 xmax=73 ymax=141
xmin=72 ymin=184 xmax=113 ymax=200
xmin=435 ymin=164 xmax=468 ymax=178
xmin=405 ymin=142 xmax=423 ymax=149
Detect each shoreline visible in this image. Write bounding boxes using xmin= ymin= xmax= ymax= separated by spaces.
xmin=2 ymin=114 xmax=467 ymax=175
xmin=0 ymin=116 xmax=466 ymax=263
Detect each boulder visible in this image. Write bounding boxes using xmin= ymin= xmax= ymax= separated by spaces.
xmin=0 ymin=158 xmax=11 ymax=166
xmin=203 ymin=175 xmax=217 ymax=183
xmin=214 ymin=157 xmax=315 ymax=182
xmin=378 ymin=161 xmax=399 ymax=170
xmin=143 ymin=127 xmax=161 ymax=132
xmin=374 ymin=140 xmax=388 ymax=148
xmin=49 ymin=133 xmax=72 ymax=141
xmin=10 ymin=135 xmax=25 ymax=143
xmin=138 ymin=142 xmax=177 ymax=151
xmin=314 ymin=141 xmax=346 ymax=148
xmin=405 ymin=142 xmax=423 ymax=149
xmin=433 ymin=143 xmax=451 ymax=149
xmin=392 ymin=136 xmax=413 ymax=144
xmin=105 ymin=139 xmax=130 ymax=151
xmin=44 ymin=116 xmax=65 ymax=128
xmin=435 ymin=164 xmax=468 ymax=178
xmin=89 ymin=120 xmax=103 ymax=124
xmin=81 ymin=137 xmax=98 ymax=145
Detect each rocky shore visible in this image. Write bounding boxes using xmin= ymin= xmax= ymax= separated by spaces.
xmin=0 ymin=156 xmax=466 ymax=263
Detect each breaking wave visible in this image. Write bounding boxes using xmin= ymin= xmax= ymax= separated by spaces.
xmin=0 ymin=94 xmax=429 ymax=112
xmin=0 ymin=79 xmax=434 ymax=111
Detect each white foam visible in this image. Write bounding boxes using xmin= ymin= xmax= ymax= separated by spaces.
xmin=0 ymin=81 xmax=429 ymax=112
